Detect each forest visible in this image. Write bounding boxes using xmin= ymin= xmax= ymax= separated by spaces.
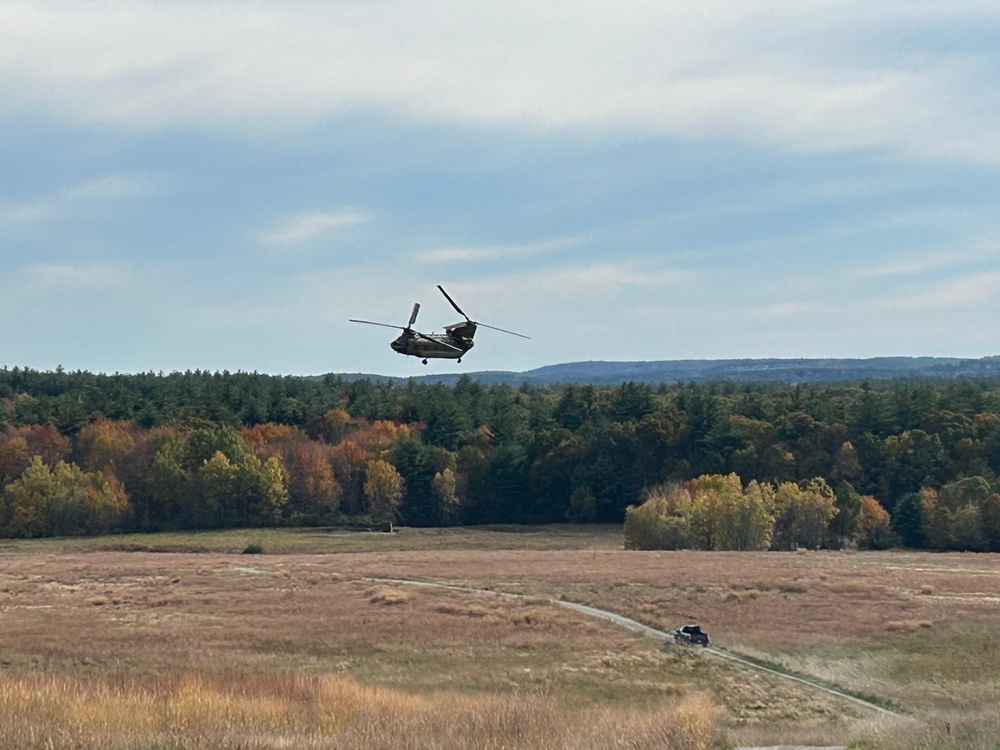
xmin=2 ymin=366 xmax=1000 ymax=551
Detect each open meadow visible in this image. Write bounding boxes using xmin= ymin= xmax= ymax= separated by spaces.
xmin=1 ymin=526 xmax=999 ymax=748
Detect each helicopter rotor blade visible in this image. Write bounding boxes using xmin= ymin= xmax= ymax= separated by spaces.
xmin=408 ymin=302 xmax=420 ymax=327
xmin=349 ymin=319 xmax=408 ymax=331
xmin=437 ymin=285 xmax=469 ymax=320
xmin=477 ymin=322 xmax=531 ymax=339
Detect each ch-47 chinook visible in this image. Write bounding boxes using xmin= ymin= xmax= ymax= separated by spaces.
xmin=350 ymin=285 xmax=530 ymax=364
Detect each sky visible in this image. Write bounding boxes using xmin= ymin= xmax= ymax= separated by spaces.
xmin=2 ymin=0 xmax=1000 ymax=377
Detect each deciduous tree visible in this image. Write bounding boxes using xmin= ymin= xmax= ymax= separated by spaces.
xmin=364 ymin=459 xmax=403 ymax=525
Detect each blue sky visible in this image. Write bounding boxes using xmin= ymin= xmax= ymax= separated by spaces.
xmin=2 ymin=1 xmax=999 ymax=377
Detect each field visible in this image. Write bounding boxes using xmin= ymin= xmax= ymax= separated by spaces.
xmin=2 ymin=526 xmax=999 ymax=748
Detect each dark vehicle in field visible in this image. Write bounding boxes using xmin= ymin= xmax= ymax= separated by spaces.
xmin=674 ymin=625 xmax=709 ymax=646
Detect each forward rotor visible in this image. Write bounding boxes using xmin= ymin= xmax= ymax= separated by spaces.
xmin=349 ymin=303 xmax=421 ymax=333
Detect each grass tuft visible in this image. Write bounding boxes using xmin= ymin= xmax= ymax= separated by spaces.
xmin=0 ymin=670 xmax=723 ymax=749
xmin=368 ymin=587 xmax=410 ymax=606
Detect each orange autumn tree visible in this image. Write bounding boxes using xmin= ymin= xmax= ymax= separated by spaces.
xmin=74 ymin=419 xmax=137 ymax=475
xmin=241 ymin=424 xmax=342 ymax=522
xmin=286 ymin=441 xmax=342 ymax=522
xmin=0 ymin=425 xmax=71 ymax=481
xmin=330 ymin=441 xmax=372 ymax=516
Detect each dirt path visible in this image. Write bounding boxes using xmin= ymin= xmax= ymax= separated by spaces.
xmin=367 ymin=576 xmax=904 ymax=721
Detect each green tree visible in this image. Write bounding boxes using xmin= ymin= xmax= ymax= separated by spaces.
xmin=487 ymin=442 xmax=530 ymax=523
xmin=567 ymin=484 xmax=597 ymax=523
xmin=924 ymin=476 xmax=996 ymax=551
xmin=830 ymin=441 xmax=862 ymax=484
xmin=830 ymin=481 xmax=862 ymax=545
xmin=305 ymin=407 xmax=351 ymax=444
xmin=980 ymin=492 xmax=1000 ymax=552
xmin=881 ymin=430 xmax=946 ymax=505
xmin=147 ymin=436 xmax=187 ymax=529
xmin=529 ymin=431 xmax=583 ymax=522
xmin=611 ymin=382 xmax=657 ymax=422
xmin=891 ymin=491 xmax=926 ymax=548
xmin=553 ymin=385 xmax=596 ymax=430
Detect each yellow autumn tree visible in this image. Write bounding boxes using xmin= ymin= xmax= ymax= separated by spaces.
xmin=624 ymin=483 xmax=693 ymax=550
xmin=364 ymin=459 xmax=404 ymax=526
xmin=3 ymin=457 xmax=129 ymax=537
xmin=857 ymin=495 xmax=893 ymax=549
xmin=772 ymin=479 xmax=836 ymax=550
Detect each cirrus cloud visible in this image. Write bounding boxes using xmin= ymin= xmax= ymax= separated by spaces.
xmin=0 ymin=174 xmax=156 ymax=230
xmin=260 ymin=209 xmax=374 ymax=246
xmin=1 ymin=1 xmax=999 ymax=163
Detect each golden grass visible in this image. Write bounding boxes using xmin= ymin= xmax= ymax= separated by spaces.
xmin=0 ymin=546 xmax=863 ymax=745
xmin=851 ymin=708 xmax=1000 ymax=750
xmin=0 ymin=670 xmax=721 ymax=750
xmin=3 ymin=532 xmax=1000 ymax=747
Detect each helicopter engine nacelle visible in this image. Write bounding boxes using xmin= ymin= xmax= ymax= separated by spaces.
xmin=445 ymin=321 xmax=477 ymax=341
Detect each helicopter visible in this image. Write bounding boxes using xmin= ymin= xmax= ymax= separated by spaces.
xmin=350 ymin=285 xmax=530 ymax=364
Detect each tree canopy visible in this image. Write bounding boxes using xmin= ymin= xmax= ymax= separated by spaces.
xmin=2 ymin=367 xmax=1000 ymax=549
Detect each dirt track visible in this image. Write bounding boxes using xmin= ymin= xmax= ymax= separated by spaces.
xmin=367 ymin=576 xmax=904 ymax=720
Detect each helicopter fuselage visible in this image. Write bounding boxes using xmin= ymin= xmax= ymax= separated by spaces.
xmin=391 ymin=330 xmax=475 ymax=360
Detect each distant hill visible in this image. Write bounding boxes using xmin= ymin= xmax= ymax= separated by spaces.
xmin=336 ymin=356 xmax=1000 ymax=386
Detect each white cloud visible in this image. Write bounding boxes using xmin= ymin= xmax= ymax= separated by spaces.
xmin=260 ymin=209 xmax=373 ymax=246
xmin=417 ymin=236 xmax=587 ymax=263
xmin=847 ymin=233 xmax=1000 ymax=278
xmin=2 ymin=1 xmax=999 ymax=163
xmin=849 ymin=254 xmax=963 ymax=279
xmin=748 ymin=301 xmax=817 ymax=317
xmin=0 ymin=174 xmax=155 ymax=228
xmin=452 ymin=262 xmax=695 ymax=303
xmin=24 ymin=261 xmax=126 ymax=287
xmin=873 ymin=271 xmax=1000 ymax=311
xmin=536 ymin=263 xmax=694 ymax=293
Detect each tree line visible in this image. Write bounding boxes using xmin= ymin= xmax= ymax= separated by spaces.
xmin=2 ymin=367 xmax=1000 ymax=548
xmin=626 ymin=474 xmax=897 ymax=552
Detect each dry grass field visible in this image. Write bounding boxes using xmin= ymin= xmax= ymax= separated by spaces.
xmin=1 ymin=526 xmax=998 ymax=748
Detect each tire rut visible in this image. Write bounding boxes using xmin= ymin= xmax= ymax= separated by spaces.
xmin=364 ymin=576 xmax=904 ymax=718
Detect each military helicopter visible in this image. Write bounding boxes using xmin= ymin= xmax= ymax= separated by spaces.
xmin=350 ymin=285 xmax=530 ymax=364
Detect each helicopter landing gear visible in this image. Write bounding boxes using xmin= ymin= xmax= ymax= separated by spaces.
xmin=422 ymin=359 xmax=428 ymax=365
